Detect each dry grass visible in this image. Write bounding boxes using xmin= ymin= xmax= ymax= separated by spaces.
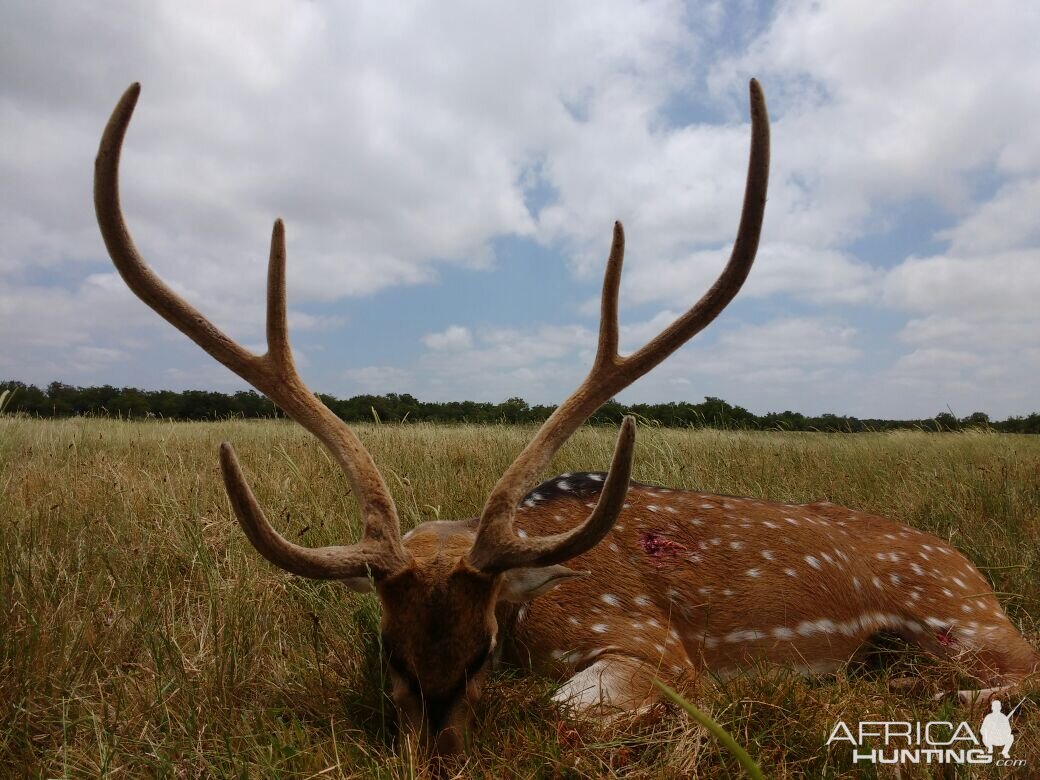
xmin=2 ymin=417 xmax=1039 ymax=777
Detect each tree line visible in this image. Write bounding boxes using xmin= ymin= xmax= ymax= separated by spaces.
xmin=3 ymin=380 xmax=1040 ymax=433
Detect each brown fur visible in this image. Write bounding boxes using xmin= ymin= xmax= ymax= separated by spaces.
xmin=366 ymin=474 xmax=1038 ymax=753
xmin=377 ymin=521 xmax=498 ymax=752
xmin=503 ymin=476 xmax=1039 ymax=698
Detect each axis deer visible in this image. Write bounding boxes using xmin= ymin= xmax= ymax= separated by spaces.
xmin=95 ymin=80 xmax=1038 ymax=756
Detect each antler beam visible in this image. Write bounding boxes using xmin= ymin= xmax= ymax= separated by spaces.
xmin=94 ymin=83 xmax=409 ymax=580
xmin=468 ymin=79 xmax=770 ymax=572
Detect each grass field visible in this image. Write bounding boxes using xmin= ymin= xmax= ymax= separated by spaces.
xmin=2 ymin=417 xmax=1039 ymax=777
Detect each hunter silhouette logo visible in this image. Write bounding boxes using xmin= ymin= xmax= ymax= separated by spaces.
xmin=980 ymin=699 xmax=1020 ymax=759
xmin=828 ymin=699 xmax=1026 ymax=767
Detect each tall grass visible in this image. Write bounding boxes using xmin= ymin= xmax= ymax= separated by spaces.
xmin=2 ymin=418 xmax=1038 ymax=777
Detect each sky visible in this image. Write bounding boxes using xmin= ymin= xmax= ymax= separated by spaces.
xmin=3 ymin=1 xmax=1039 ymax=419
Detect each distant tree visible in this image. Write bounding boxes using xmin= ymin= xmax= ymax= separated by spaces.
xmin=1 ymin=380 xmax=1037 ymax=434
xmin=590 ymin=398 xmax=625 ymax=424
xmin=962 ymin=411 xmax=990 ymax=429
xmin=499 ymin=397 xmax=530 ymax=424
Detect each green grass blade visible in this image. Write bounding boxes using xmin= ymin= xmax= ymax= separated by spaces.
xmin=653 ymin=678 xmax=766 ymax=780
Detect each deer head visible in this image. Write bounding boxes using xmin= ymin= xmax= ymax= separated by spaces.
xmin=94 ymin=80 xmax=769 ymax=754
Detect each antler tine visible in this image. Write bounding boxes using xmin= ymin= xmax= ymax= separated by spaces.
xmin=624 ymin=78 xmax=769 ymax=379
xmin=469 ymin=79 xmax=769 ymax=573
xmin=94 ymin=83 xmax=255 ymax=376
xmin=594 ymin=221 xmax=625 ymax=369
xmin=95 ymin=83 xmax=408 ymax=580
xmin=266 ymin=218 xmax=293 ymax=369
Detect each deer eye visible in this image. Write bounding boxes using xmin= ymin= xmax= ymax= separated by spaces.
xmin=464 ymin=638 xmax=493 ymax=678
xmin=382 ymin=637 xmax=423 ymax=697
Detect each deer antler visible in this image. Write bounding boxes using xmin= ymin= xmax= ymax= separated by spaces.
xmin=468 ymin=79 xmax=770 ymax=573
xmin=94 ymin=83 xmax=409 ymax=580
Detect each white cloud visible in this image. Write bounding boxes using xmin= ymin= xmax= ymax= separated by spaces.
xmin=882 ymin=250 xmax=1040 ymax=316
xmin=621 ymin=242 xmax=880 ymax=309
xmin=416 ymin=323 xmax=595 ymax=401
xmin=707 ymin=1 xmax=1040 ymax=248
xmin=938 ymin=178 xmax=1040 ymax=256
xmin=708 ymin=317 xmax=861 ymax=372
xmin=394 ymin=312 xmax=864 ymax=413
xmin=5 ymin=0 xmax=1040 ymax=419
xmin=422 ymin=325 xmax=473 ymax=352
xmin=876 ymin=247 xmax=1040 ymax=415
xmin=2 ymin=0 xmax=692 ymax=295
xmin=68 ymin=346 xmax=129 ymax=372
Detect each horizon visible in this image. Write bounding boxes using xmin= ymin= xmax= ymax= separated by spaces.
xmin=4 ymin=3 xmax=1040 ymax=420
xmin=5 ymin=378 xmax=1036 ymax=427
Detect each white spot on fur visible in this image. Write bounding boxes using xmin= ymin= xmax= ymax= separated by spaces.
xmin=797 ymin=619 xmax=836 ymax=637
xmin=725 ymin=629 xmax=766 ymax=643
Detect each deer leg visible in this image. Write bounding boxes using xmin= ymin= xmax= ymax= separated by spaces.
xmin=907 ymin=614 xmax=1040 ymax=702
xmin=932 ymin=686 xmax=1013 ymax=706
xmin=551 ymin=654 xmax=660 ymax=714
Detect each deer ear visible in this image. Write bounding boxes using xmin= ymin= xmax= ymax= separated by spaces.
xmin=498 ymin=566 xmax=587 ymax=603
xmin=341 ymin=576 xmax=376 ymax=594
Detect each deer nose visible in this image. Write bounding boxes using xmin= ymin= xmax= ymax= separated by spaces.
xmin=432 ymin=724 xmax=464 ymax=756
